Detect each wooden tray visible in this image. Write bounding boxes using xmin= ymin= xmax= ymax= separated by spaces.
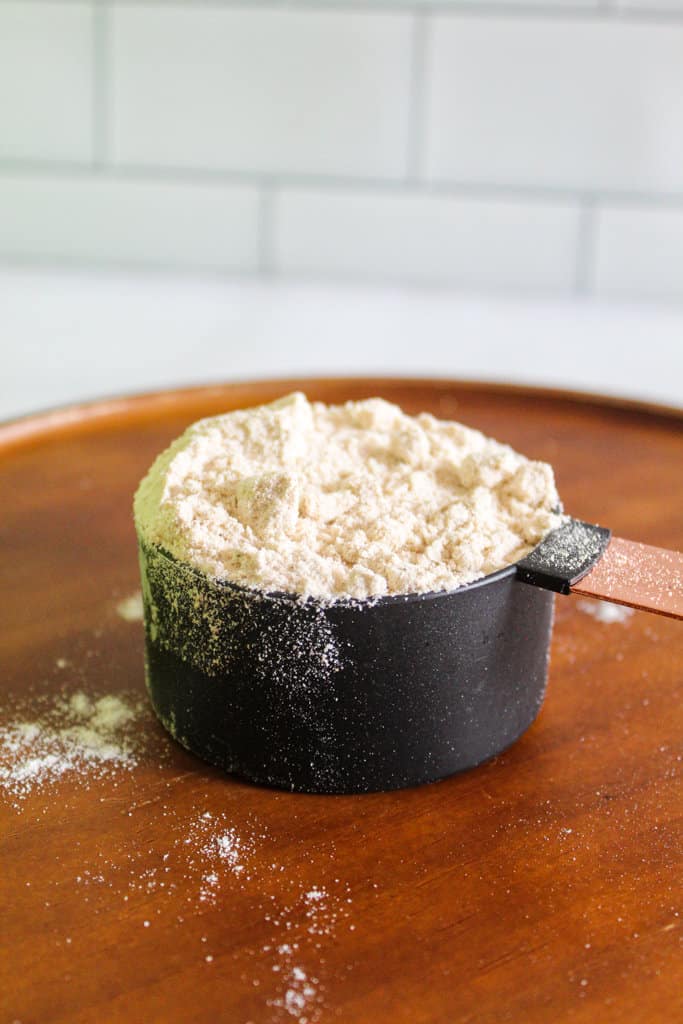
xmin=1 ymin=379 xmax=681 ymax=1024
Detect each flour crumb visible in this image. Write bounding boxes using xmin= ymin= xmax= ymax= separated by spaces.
xmin=134 ymin=392 xmax=561 ymax=600
xmin=577 ymin=599 xmax=634 ymax=624
xmin=116 ymin=591 xmax=144 ymax=622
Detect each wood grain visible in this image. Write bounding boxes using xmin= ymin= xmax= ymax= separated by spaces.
xmin=1 ymin=379 xmax=681 ymax=1024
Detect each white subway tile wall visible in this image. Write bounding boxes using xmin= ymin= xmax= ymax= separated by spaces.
xmin=0 ymin=1 xmax=682 ymax=298
xmin=0 ymin=2 xmax=94 ymax=163
xmin=274 ymin=189 xmax=581 ymax=291
xmin=423 ymin=17 xmax=683 ymax=193
xmin=0 ymin=175 xmax=260 ymax=270
xmin=110 ymin=7 xmax=413 ymax=178
xmin=595 ymin=205 xmax=683 ymax=300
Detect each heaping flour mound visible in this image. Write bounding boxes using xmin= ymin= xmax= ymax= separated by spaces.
xmin=134 ymin=393 xmax=562 ymax=601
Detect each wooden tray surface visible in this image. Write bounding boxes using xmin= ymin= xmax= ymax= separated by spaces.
xmin=1 ymin=378 xmax=681 ymax=1024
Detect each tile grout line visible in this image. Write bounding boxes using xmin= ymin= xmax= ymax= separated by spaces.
xmin=72 ymin=0 xmax=683 ymax=24
xmin=4 ymin=160 xmax=683 ymax=209
xmin=83 ymin=1 xmax=683 ymax=28
xmin=405 ymin=12 xmax=429 ymax=183
xmin=92 ymin=0 xmax=110 ymax=169
xmin=7 ymin=0 xmax=683 ymax=23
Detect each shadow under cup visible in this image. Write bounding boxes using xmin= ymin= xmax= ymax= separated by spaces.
xmin=138 ymin=539 xmax=555 ymax=794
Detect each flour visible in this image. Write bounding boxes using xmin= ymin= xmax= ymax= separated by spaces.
xmin=134 ymin=392 xmax=561 ymax=600
xmin=178 ymin=810 xmax=257 ymax=903
xmin=264 ymin=882 xmax=351 ymax=1023
xmin=116 ymin=591 xmax=144 ymax=622
xmin=64 ymin=800 xmax=351 ymax=1022
xmin=0 ymin=689 xmax=147 ymax=806
xmin=577 ymin=599 xmax=634 ymax=624
xmin=273 ymin=966 xmax=318 ymax=1022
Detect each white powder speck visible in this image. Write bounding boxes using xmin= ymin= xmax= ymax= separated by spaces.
xmin=205 ymin=955 xmax=214 ymax=963
xmin=68 ymin=692 xmax=91 ymax=717
xmin=270 ymin=965 xmax=320 ymax=1022
xmin=215 ymin=829 xmax=242 ymax=866
xmin=303 ymin=887 xmax=332 ymax=936
xmin=116 ymin=591 xmax=144 ymax=622
xmin=577 ymin=599 xmax=634 ymax=624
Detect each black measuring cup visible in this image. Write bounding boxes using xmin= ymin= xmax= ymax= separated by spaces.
xmin=139 ymin=519 xmax=641 ymax=794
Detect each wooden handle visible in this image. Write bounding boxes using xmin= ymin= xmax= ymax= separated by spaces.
xmin=571 ymin=536 xmax=683 ymax=620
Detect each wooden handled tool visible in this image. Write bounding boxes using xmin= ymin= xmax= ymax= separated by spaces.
xmin=516 ymin=519 xmax=683 ymax=621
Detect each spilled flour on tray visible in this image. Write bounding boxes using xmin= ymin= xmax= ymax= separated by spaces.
xmin=0 ymin=689 xmax=149 ymax=808
xmin=63 ymin=801 xmax=353 ymax=1023
xmin=72 ymin=808 xmax=261 ymax=909
xmin=269 ymin=964 xmax=319 ymax=1022
xmin=261 ymin=881 xmax=354 ymax=1022
xmin=577 ymin=599 xmax=634 ymax=624
xmin=187 ymin=811 xmax=256 ymax=902
xmin=115 ymin=590 xmax=144 ymax=622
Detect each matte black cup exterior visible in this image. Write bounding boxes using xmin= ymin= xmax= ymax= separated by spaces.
xmin=139 ymin=540 xmax=555 ymax=794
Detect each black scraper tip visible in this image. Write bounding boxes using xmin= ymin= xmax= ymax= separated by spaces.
xmin=516 ymin=518 xmax=612 ymax=596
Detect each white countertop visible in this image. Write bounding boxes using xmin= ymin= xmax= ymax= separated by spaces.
xmin=2 ymin=267 xmax=682 ymax=421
